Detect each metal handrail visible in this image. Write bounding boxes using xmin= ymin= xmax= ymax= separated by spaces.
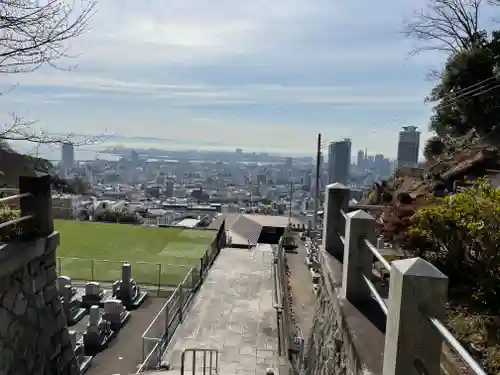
xmin=429 ymin=317 xmax=487 ymax=375
xmin=339 ymin=235 xmax=345 ymax=245
xmin=0 ymin=214 xmax=34 ymax=229
xmin=361 ymin=274 xmax=388 ymax=315
xmin=181 ymin=348 xmax=219 ymax=375
xmin=0 ymin=192 xmax=31 ymax=203
xmin=365 ymin=239 xmax=392 ymax=271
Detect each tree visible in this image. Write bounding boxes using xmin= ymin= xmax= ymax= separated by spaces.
xmin=404 ymin=0 xmax=487 ymax=54
xmin=0 ymin=0 xmax=98 ymax=147
xmin=427 ymin=31 xmax=500 ymax=138
xmin=424 ymin=136 xmax=447 ymax=160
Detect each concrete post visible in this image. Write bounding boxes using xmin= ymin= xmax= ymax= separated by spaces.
xmin=122 ymin=263 xmax=131 ymax=284
xmin=377 ymin=237 xmax=384 ymax=249
xmin=19 ymin=174 xmax=54 ymax=237
xmin=340 ymin=210 xmax=376 ymax=302
xmin=322 ymin=183 xmax=350 ymax=258
xmin=69 ymin=330 xmax=77 ymax=349
xmin=383 ymin=258 xmax=448 ymax=375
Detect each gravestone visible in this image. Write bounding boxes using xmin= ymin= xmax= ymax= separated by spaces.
xmin=102 ymin=299 xmax=131 ymax=331
xmin=83 ymin=306 xmax=115 ymax=356
xmin=111 ymin=264 xmax=147 ymax=309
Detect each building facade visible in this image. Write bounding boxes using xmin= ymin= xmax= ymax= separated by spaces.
xmin=397 ymin=126 xmax=420 ymax=168
xmin=61 ymin=142 xmax=75 ymax=170
xmin=327 ymin=138 xmax=351 ymax=185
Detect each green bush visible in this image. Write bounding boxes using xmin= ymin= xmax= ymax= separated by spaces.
xmin=408 ymin=177 xmax=500 ymax=309
xmin=0 ymin=205 xmax=21 ymax=241
xmin=95 ymin=209 xmax=142 ymax=224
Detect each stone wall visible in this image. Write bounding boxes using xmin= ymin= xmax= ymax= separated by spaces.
xmin=304 ymin=248 xmax=385 ymax=375
xmin=0 ymin=233 xmax=79 ymax=375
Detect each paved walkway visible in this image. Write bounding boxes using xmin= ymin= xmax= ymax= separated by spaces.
xmin=163 ymin=244 xmax=279 ymax=375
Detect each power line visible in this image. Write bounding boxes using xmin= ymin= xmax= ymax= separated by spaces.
xmin=436 ymin=83 xmax=500 ymax=111
xmin=438 ymin=75 xmax=498 ymax=103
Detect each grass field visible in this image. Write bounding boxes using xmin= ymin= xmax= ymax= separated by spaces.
xmin=54 ymin=220 xmax=216 ymax=286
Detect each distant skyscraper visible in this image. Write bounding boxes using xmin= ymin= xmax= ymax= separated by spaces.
xmin=328 ymin=139 xmax=351 ymax=185
xmin=285 ymin=156 xmax=293 ymax=169
xmin=357 ymin=150 xmax=364 ymax=168
xmin=397 ymin=126 xmax=421 ymax=168
xmin=61 ymin=142 xmax=75 ymax=169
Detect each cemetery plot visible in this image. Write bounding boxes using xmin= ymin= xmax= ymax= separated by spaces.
xmin=57 ymin=265 xmax=162 ymax=375
xmin=54 ymin=220 xmax=214 ymax=286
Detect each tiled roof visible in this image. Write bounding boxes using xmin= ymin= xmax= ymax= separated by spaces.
xmin=211 ymin=213 xmax=296 ymax=246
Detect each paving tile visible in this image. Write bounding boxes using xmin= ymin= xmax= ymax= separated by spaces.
xmin=163 ymin=245 xmax=280 ymax=373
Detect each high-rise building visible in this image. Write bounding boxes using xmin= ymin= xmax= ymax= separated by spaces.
xmin=328 ymin=139 xmax=351 ymax=185
xmin=397 ymin=126 xmax=421 ymax=168
xmin=61 ymin=142 xmax=75 ymax=170
xmin=357 ymin=150 xmax=365 ymax=169
xmin=284 ymin=156 xmax=293 ymax=169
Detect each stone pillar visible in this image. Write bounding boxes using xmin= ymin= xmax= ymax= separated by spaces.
xmin=0 ymin=233 xmax=80 ymax=375
xmin=322 ymin=183 xmax=350 ymax=258
xmin=383 ymin=258 xmax=448 ymax=375
xmin=340 ymin=210 xmax=376 ymax=303
xmin=19 ymin=175 xmax=54 ymax=238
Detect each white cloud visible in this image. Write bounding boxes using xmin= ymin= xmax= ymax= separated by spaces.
xmin=0 ymin=0 xmax=442 ymax=156
xmin=0 ymin=70 xmax=428 ymax=108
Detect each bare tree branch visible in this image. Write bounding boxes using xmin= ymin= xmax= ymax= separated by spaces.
xmin=0 ymin=113 xmax=107 ymax=146
xmin=0 ymin=0 xmax=97 ymax=73
xmin=0 ymin=0 xmax=104 ymax=150
xmin=403 ymin=0 xmax=486 ymax=54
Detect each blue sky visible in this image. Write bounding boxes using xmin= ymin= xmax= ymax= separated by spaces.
xmin=0 ymin=0 xmax=456 ymax=158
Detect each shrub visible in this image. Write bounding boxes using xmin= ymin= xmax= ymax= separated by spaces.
xmin=409 ymin=177 xmax=500 ymax=309
xmin=95 ymin=209 xmax=142 ymax=224
xmin=0 ymin=205 xmax=21 ymax=241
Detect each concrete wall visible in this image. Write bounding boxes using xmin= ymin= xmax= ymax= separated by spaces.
xmin=304 ymin=248 xmax=384 ymax=375
xmin=0 ymin=233 xmax=79 ymax=375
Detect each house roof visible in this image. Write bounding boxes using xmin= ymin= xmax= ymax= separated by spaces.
xmin=211 ymin=213 xmax=297 ymax=246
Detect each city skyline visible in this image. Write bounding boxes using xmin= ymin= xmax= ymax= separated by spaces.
xmin=0 ymin=0 xmax=473 ymax=157
xmin=12 ymin=133 xmax=410 ymax=162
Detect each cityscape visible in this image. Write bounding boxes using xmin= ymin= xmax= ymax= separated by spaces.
xmin=52 ymin=125 xmax=420 ymax=227
xmin=1 ymin=0 xmax=499 ymax=375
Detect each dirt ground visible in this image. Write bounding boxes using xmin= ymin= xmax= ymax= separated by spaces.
xmin=286 ymin=240 xmax=316 ymax=342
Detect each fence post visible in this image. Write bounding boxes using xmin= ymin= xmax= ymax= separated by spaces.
xmin=19 ymin=174 xmax=53 ymax=238
xmin=340 ymin=210 xmax=376 ymax=302
xmin=322 ymin=182 xmax=349 ymax=258
xmin=178 ymin=284 xmax=184 ymax=322
xmin=191 ymin=267 xmax=196 ymax=290
xmin=157 ymin=264 xmax=162 ymax=296
xmin=164 ymin=304 xmax=170 ymax=342
xmin=383 ymin=258 xmax=448 ymax=375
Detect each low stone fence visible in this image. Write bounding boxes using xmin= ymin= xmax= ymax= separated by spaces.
xmin=0 ymin=175 xmax=80 ymax=375
xmin=304 ymin=183 xmax=487 ymax=375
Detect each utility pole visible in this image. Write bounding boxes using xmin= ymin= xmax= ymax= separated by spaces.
xmin=288 ymin=181 xmax=293 ymax=224
xmin=313 ymin=133 xmax=322 ymax=230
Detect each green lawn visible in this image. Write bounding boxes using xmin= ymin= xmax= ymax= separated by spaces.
xmin=54 ymin=220 xmax=216 ymax=286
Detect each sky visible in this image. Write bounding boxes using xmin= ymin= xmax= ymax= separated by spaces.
xmin=0 ymin=0 xmax=459 ymax=158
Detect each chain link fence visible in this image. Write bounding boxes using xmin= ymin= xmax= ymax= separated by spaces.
xmin=138 ymin=223 xmax=225 ymax=371
xmin=56 ymin=257 xmax=193 ymax=290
